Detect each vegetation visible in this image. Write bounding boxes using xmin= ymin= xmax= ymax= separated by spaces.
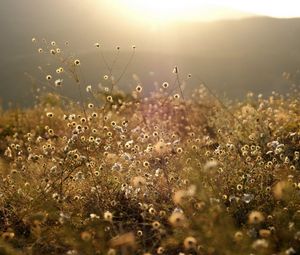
xmin=0 ymin=39 xmax=300 ymax=255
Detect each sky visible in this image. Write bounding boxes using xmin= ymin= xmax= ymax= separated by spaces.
xmin=107 ymin=0 xmax=300 ymax=22
xmin=1 ymin=0 xmax=300 ymax=107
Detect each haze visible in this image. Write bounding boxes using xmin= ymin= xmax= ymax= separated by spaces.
xmin=1 ymin=0 xmax=300 ymax=107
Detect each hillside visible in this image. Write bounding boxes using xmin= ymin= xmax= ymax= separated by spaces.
xmin=1 ymin=0 xmax=300 ymax=107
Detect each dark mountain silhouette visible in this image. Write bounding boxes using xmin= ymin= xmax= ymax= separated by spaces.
xmin=0 ymin=0 xmax=300 ymax=108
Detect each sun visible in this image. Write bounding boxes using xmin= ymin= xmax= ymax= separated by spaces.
xmin=117 ymin=0 xmax=209 ymax=23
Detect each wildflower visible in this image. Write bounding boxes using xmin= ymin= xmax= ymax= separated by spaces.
xmin=169 ymin=211 xmax=187 ymax=227
xmin=104 ymin=211 xmax=113 ymax=222
xmin=55 ymin=79 xmax=63 ymax=86
xmin=2 ymin=232 xmax=15 ymax=240
xmin=234 ymin=231 xmax=243 ymax=242
xmin=173 ymin=190 xmax=186 ymax=204
xmin=259 ymin=229 xmax=271 ymax=238
xmin=94 ymin=42 xmax=100 ymax=48
xmin=132 ymin=176 xmax=146 ymax=188
xmin=143 ymin=161 xmax=150 ymax=167
xmin=183 ymin=236 xmax=197 ymax=250
xmin=149 ymin=207 xmax=156 ymax=215
xmin=242 ymin=193 xmax=254 ymax=203
xmin=46 ymin=75 xmax=52 ymax=80
xmin=154 ymin=140 xmax=169 ymax=155
xmin=136 ymin=85 xmax=142 ymax=92
xmin=157 ymin=247 xmax=165 ymax=254
xmin=152 ymin=221 xmax=160 ymax=229
xmin=252 ymin=239 xmax=269 ymax=249
xmin=4 ymin=147 xmax=12 ymax=158
xmin=173 ymin=94 xmax=180 ymax=99
xmin=236 ymin=184 xmax=243 ymax=191
xmin=107 ymin=96 xmax=113 ymax=102
xmin=109 ymin=232 xmax=135 ymax=249
xmin=48 ymin=129 xmax=54 ymax=136
xmin=86 ymin=85 xmax=92 ymax=92
xmin=107 ymin=249 xmax=116 ymax=255
xmin=176 ymin=147 xmax=183 ymax=153
xmin=111 ymin=163 xmax=122 ymax=171
xmin=203 ymin=160 xmax=218 ymax=171
xmin=52 ymin=193 xmax=59 ymax=200
xmin=81 ymin=231 xmax=91 ymax=241
xmin=285 ymin=247 xmax=296 ymax=255
xmin=173 ymin=66 xmax=178 ymax=74
xmin=248 ymin=210 xmax=265 ymax=224
xmin=74 ymin=59 xmax=80 ymax=66
xmin=46 ymin=112 xmax=53 ymax=118
xmin=162 ymin=82 xmax=169 ymax=88
xmin=273 ymin=181 xmax=289 ymax=200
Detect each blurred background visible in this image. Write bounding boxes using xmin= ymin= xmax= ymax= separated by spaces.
xmin=1 ymin=0 xmax=300 ymax=108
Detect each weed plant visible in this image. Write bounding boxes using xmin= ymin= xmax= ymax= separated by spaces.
xmin=0 ymin=39 xmax=299 ymax=255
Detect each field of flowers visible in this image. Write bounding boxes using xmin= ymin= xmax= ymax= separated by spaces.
xmin=0 ymin=40 xmax=299 ymax=255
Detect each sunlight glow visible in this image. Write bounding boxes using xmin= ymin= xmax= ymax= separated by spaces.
xmin=111 ymin=0 xmax=300 ymax=23
xmin=117 ymin=0 xmax=219 ymax=23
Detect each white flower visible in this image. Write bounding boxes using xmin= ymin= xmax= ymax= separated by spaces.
xmin=86 ymin=85 xmax=92 ymax=92
xmin=203 ymin=160 xmax=218 ymax=171
xmin=55 ymin=79 xmax=63 ymax=86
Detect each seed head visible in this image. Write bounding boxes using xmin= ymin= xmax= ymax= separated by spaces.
xmin=183 ymin=236 xmax=197 ymax=250
xmin=162 ymin=82 xmax=169 ymax=89
xmin=74 ymin=59 xmax=80 ymax=66
xmin=248 ymin=211 xmax=265 ymax=224
xmin=136 ymin=85 xmax=143 ymax=92
xmin=104 ymin=211 xmax=113 ymax=222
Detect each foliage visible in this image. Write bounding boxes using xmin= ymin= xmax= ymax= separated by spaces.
xmin=0 ymin=39 xmax=300 ymax=255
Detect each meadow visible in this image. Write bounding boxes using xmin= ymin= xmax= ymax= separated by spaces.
xmin=0 ymin=39 xmax=299 ymax=255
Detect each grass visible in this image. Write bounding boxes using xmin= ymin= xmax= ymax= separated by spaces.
xmin=0 ymin=39 xmax=299 ymax=255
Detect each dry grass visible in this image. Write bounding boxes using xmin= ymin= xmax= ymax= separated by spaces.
xmin=0 ymin=39 xmax=299 ymax=255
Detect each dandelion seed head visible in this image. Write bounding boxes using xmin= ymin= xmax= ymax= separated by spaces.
xmin=173 ymin=94 xmax=180 ymax=99
xmin=248 ymin=211 xmax=265 ymax=224
xmin=107 ymin=96 xmax=113 ymax=102
xmin=74 ymin=59 xmax=80 ymax=66
xmin=86 ymin=85 xmax=92 ymax=92
xmin=55 ymin=79 xmax=63 ymax=87
xmin=136 ymin=85 xmax=142 ymax=93
xmin=183 ymin=236 xmax=197 ymax=250
xmin=162 ymin=82 xmax=169 ymax=89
